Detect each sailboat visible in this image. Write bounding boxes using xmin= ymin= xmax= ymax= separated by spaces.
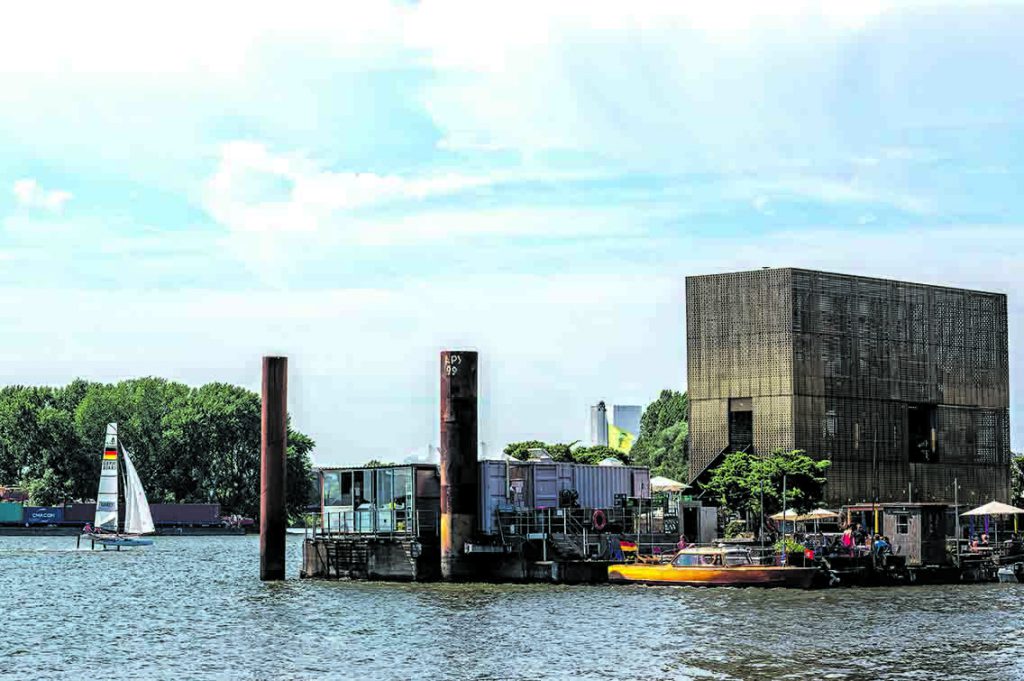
xmin=82 ymin=423 xmax=155 ymax=548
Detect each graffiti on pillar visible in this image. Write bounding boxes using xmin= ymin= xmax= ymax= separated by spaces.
xmin=445 ymin=353 xmax=462 ymax=376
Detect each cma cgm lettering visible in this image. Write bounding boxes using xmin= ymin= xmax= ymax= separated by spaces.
xmin=23 ymin=507 xmax=64 ymax=524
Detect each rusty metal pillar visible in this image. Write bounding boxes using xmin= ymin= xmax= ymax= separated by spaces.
xmin=260 ymin=356 xmax=288 ymax=581
xmin=439 ymin=350 xmax=478 ymax=581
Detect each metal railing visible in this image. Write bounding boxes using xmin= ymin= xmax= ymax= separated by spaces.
xmin=494 ymin=506 xmax=672 ymax=561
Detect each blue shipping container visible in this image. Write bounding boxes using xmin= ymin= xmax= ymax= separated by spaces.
xmin=23 ymin=506 xmax=64 ymax=525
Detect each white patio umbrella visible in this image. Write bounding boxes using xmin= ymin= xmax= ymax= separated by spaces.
xmin=770 ymin=509 xmax=800 ymax=521
xmin=650 ymin=476 xmax=689 ymax=493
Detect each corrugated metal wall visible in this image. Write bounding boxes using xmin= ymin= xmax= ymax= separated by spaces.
xmin=477 ymin=461 xmax=651 ymax=534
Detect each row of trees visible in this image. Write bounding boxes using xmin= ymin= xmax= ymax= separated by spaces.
xmin=0 ymin=378 xmax=314 ymax=518
xmin=502 ymin=441 xmax=629 ymax=465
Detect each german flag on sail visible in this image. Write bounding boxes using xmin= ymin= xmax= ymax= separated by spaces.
xmin=103 ymin=449 xmax=117 ymax=460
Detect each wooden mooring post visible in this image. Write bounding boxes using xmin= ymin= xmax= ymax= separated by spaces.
xmin=260 ymin=356 xmax=288 ymax=581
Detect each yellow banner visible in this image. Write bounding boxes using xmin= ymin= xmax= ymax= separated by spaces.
xmin=608 ymin=423 xmax=635 ymax=454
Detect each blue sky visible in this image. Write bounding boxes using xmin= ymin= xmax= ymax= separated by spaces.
xmin=0 ymin=1 xmax=1021 ymax=465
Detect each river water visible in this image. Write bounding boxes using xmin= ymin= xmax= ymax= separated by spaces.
xmin=0 ymin=534 xmax=1021 ymax=680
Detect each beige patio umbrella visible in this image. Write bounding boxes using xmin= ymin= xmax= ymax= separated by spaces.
xmin=961 ymin=501 xmax=1024 ymax=538
xmin=960 ymin=501 xmax=1024 ymax=516
xmin=770 ymin=509 xmax=800 ymax=521
xmin=800 ymin=508 xmax=840 ymax=519
xmin=798 ymin=508 xmax=840 ymax=532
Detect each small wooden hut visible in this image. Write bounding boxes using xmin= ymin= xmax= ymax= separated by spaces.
xmin=882 ymin=503 xmax=949 ymax=566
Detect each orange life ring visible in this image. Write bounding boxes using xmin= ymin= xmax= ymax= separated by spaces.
xmin=592 ymin=509 xmax=607 ymax=531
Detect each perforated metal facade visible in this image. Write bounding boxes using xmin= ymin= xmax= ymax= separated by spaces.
xmin=687 ymin=268 xmax=1010 ymax=505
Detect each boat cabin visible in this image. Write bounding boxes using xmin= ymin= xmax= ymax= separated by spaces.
xmin=672 ymin=546 xmax=753 ymax=567
xmin=319 ymin=464 xmax=440 ymax=537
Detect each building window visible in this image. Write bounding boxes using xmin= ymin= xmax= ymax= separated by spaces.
xmin=907 ymin=403 xmax=939 ymax=463
xmin=895 ymin=514 xmax=909 ymax=535
xmin=824 ymin=409 xmax=837 ymax=440
xmin=729 ymin=398 xmax=753 ymax=451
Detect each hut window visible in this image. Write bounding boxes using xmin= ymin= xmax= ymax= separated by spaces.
xmin=393 ymin=468 xmax=412 ymax=510
xmin=895 ymin=514 xmax=909 ymax=535
xmin=339 ymin=471 xmax=353 ymax=506
xmin=323 ymin=472 xmax=343 ymax=506
xmin=377 ymin=469 xmax=394 ymax=507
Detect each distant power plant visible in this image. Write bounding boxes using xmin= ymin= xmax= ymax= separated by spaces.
xmin=589 ymin=401 xmax=641 ymax=452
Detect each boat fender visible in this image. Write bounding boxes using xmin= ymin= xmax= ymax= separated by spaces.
xmin=592 ymin=509 xmax=607 ymax=531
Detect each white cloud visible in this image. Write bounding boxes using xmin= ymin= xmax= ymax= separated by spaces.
xmin=201 ymin=141 xmax=641 ymax=275
xmin=0 ymin=2 xmax=408 ymax=76
xmin=12 ymin=179 xmax=72 ymax=212
xmin=205 ymin=141 xmax=493 ymax=236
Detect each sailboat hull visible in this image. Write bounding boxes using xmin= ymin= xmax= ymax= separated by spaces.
xmin=84 ymin=533 xmax=154 ymax=547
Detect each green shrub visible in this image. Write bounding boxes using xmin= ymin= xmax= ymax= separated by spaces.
xmin=724 ymin=519 xmax=747 ymax=539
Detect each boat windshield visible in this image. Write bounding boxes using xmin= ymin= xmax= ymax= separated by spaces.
xmin=673 ymin=549 xmax=752 ymax=567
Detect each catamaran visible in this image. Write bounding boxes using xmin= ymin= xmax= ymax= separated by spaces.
xmin=81 ymin=423 xmax=155 ymax=548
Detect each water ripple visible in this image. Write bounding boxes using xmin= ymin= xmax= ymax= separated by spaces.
xmin=1 ymin=536 xmax=1022 ymax=680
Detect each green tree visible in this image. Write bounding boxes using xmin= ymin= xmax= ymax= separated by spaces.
xmin=0 ymin=386 xmax=93 ymax=504
xmin=502 ymin=441 xmax=630 ymax=464
xmin=701 ymin=449 xmax=830 ymax=521
xmin=503 ymin=440 xmax=578 ymax=462
xmin=1011 ymin=454 xmax=1024 ymax=505
xmin=569 ymin=445 xmax=629 ymax=465
xmin=287 ymin=430 xmax=316 ymax=518
xmin=0 ymin=377 xmax=316 ymax=519
xmin=74 ymin=377 xmax=191 ymax=502
xmin=630 ymin=390 xmax=688 ymax=481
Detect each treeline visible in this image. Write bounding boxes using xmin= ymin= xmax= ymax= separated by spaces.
xmin=503 ymin=441 xmax=629 ymax=465
xmin=0 ymin=378 xmax=314 ymax=518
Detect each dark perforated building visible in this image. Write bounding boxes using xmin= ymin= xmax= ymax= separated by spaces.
xmin=686 ymin=268 xmax=1010 ymax=506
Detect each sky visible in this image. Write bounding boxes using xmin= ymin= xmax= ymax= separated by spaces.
xmin=0 ymin=1 xmax=1021 ymax=466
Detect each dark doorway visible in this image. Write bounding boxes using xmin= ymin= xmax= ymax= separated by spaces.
xmin=729 ymin=398 xmax=753 ymax=452
xmin=907 ymin=403 xmax=938 ymax=463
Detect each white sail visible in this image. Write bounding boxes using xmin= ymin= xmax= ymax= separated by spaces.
xmin=94 ymin=423 xmax=120 ymax=531
xmin=122 ymin=446 xmax=155 ymax=535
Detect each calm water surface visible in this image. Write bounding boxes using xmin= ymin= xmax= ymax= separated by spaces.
xmin=1 ymin=535 xmax=1022 ymax=680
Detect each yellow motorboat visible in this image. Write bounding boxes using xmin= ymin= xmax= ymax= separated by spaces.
xmin=608 ymin=545 xmax=823 ymax=589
